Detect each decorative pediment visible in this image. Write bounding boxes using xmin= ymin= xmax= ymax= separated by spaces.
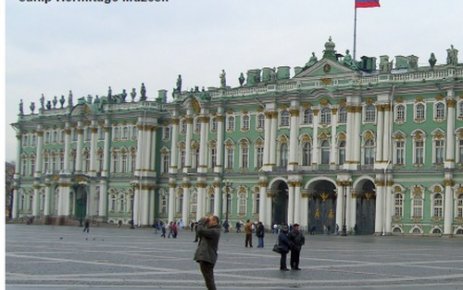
xmin=294 ymin=59 xmax=357 ymax=79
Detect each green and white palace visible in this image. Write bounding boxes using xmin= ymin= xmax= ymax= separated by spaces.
xmin=11 ymin=38 xmax=463 ymax=236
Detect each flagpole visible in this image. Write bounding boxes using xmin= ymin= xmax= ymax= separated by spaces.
xmin=353 ymin=4 xmax=358 ymax=61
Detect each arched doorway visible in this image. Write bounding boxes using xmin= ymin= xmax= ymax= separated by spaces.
xmin=74 ymin=185 xmax=87 ymax=225
xmin=271 ymin=181 xmax=288 ymax=226
xmin=308 ymin=180 xmax=336 ymax=234
xmin=355 ymin=180 xmax=376 ymax=235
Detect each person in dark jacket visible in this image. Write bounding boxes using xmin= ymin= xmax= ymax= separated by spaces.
xmin=193 ymin=215 xmax=221 ymax=290
xmin=288 ymin=223 xmax=305 ymax=270
xmin=256 ymin=221 xmax=265 ymax=248
xmin=277 ymin=225 xmax=290 ymax=271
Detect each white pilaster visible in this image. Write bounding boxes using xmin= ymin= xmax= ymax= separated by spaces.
xmin=259 ymin=183 xmax=267 ymax=225
xmin=182 ymin=183 xmax=191 ymax=224
xmin=444 ymin=173 xmax=454 ymax=235
xmin=169 ymin=116 xmax=179 ymax=174
xmin=288 ymin=102 xmax=300 ymax=171
xmin=330 ymin=108 xmax=338 ymax=167
xmin=63 ymin=124 xmax=71 ymax=173
xmin=98 ymin=180 xmax=107 ymax=218
xmin=287 ymin=185 xmax=295 ymax=225
xmin=75 ymin=122 xmax=83 ymax=173
xmin=269 ymin=111 xmax=277 ymax=166
xmin=445 ymin=94 xmax=456 ymax=169
xmin=198 ymin=112 xmax=209 ymax=174
xmin=89 ymin=122 xmax=98 ymax=175
xmin=35 ymin=127 xmax=44 ymax=176
xmin=294 ymin=185 xmax=301 ymax=224
xmin=184 ymin=112 xmax=193 ymax=171
xmin=312 ymin=109 xmax=319 ymax=164
xmin=263 ymin=111 xmax=272 ymax=170
xmin=215 ymin=107 xmax=225 ymax=173
xmin=168 ymin=182 xmax=176 ymax=224
xmin=376 ymin=105 xmax=384 ymax=163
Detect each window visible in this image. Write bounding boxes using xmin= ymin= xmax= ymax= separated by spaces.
xmin=364 ymin=139 xmax=375 ymax=165
xmin=435 ymin=102 xmax=445 ymax=120
xmin=280 ymin=111 xmax=290 ymax=127
xmin=412 ymin=194 xmax=423 ymax=218
xmin=414 ymin=140 xmax=424 ymax=165
xmin=163 ymin=126 xmax=171 ymax=140
xmin=45 ymin=131 xmax=50 ymax=144
xmin=195 ymin=119 xmax=201 ymax=133
xmin=321 ymin=140 xmax=330 ymax=165
xmin=364 ymin=104 xmax=376 ymax=122
xmin=30 ymin=157 xmax=35 ymax=175
xmin=86 ymin=128 xmax=91 ymax=141
xmin=241 ymin=143 xmax=249 ymax=168
xmin=29 ymin=195 xmax=33 ymax=211
xmin=112 ymin=152 xmax=119 ymax=173
xmin=457 ymin=194 xmax=463 ymax=218
xmin=433 ymin=193 xmax=443 ymax=218
xmin=162 ymin=153 xmax=169 ymax=173
xmin=415 ymin=103 xmax=425 ymax=122
xmin=132 ymin=126 xmax=138 ymax=140
xmin=395 ymin=140 xmax=405 ymax=165
xmin=459 ymin=139 xmax=463 ymax=165
xmin=131 ymin=150 xmax=136 ymax=172
xmin=53 ymin=131 xmax=58 ymax=143
xmin=180 ymin=149 xmax=185 ymax=168
xmin=99 ymin=128 xmax=105 ymax=140
xmin=193 ymin=147 xmax=200 ymax=169
xmin=160 ymin=193 xmax=167 ymax=216
xmin=256 ymin=144 xmax=264 ymax=169
xmin=84 ymin=151 xmax=90 ymax=172
xmin=190 ymin=192 xmax=197 ymax=213
xmin=394 ymin=193 xmax=403 ymax=217
xmin=121 ymin=151 xmax=128 ymax=173
xmin=226 ymin=147 xmax=234 ymax=169
xmin=338 ymin=141 xmax=346 ymax=165
xmin=338 ymin=107 xmax=347 ymax=124
xmin=320 ymin=107 xmax=331 ymax=125
xmin=180 ymin=120 xmax=186 ymax=134
xmin=227 ymin=116 xmax=235 ymax=131
xmin=257 ymin=114 xmax=265 ymax=129
xmin=395 ymin=105 xmax=405 ymax=122
xmin=303 ymin=109 xmax=313 ymax=124
xmin=211 ymin=118 xmax=217 ymax=132
xmin=242 ymin=115 xmax=250 ymax=131
xmin=459 ymin=101 xmax=463 ymax=118
xmin=98 ymin=150 xmax=104 ymax=172
xmin=280 ymin=143 xmax=288 ymax=167
xmin=302 ymin=142 xmax=311 ymax=166
xmin=434 ymin=139 xmax=444 ymax=164
xmin=238 ymin=192 xmax=246 ymax=215
xmin=254 ymin=191 xmax=260 ymax=214
xmin=176 ymin=193 xmax=183 ymax=214
xmin=110 ymin=195 xmax=116 ymax=211
xmin=114 ymin=127 xmax=120 ymax=140
xmin=208 ymin=194 xmax=214 ymax=214
xmin=211 ymin=148 xmax=217 ymax=168
xmin=72 ymin=129 xmax=78 ymax=141
xmin=119 ymin=195 xmax=125 ymax=212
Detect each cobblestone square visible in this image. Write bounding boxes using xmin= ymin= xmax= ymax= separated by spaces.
xmin=5 ymin=224 xmax=463 ymax=290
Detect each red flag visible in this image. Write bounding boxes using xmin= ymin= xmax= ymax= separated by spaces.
xmin=355 ymin=0 xmax=380 ymax=8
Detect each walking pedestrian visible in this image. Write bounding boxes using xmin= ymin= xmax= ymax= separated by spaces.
xmin=160 ymin=221 xmax=166 ymax=238
xmin=256 ymin=221 xmax=265 ymax=248
xmin=277 ymin=225 xmax=290 ymax=271
xmin=194 ymin=215 xmax=221 ymax=290
xmin=82 ymin=219 xmax=90 ymax=233
xmin=244 ymin=219 xmax=253 ymax=247
xmin=288 ymin=223 xmax=305 ymax=270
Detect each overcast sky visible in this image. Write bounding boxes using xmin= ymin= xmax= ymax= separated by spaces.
xmin=4 ymin=0 xmax=463 ymax=162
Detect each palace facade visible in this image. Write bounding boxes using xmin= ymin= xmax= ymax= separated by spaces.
xmin=11 ymin=39 xmax=463 ymax=235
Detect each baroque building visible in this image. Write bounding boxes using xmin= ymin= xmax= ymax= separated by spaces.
xmin=11 ymin=38 xmax=463 ymax=235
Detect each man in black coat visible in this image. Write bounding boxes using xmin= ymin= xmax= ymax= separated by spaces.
xmin=278 ymin=225 xmax=291 ymax=271
xmin=193 ymin=215 xmax=221 ymax=290
xmin=288 ymin=223 xmax=305 ymax=270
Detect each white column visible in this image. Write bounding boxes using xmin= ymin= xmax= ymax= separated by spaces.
xmin=269 ymin=112 xmax=277 ymax=166
xmin=98 ymin=180 xmax=107 ymax=218
xmin=32 ymin=188 xmax=40 ymax=217
xmin=213 ymin=183 xmax=221 ymax=216
xmin=145 ymin=127 xmax=153 ymax=171
xmin=345 ymin=105 xmax=355 ymax=167
xmin=198 ymin=113 xmax=209 ymax=174
xmin=263 ymin=112 xmax=272 ymax=169
xmin=35 ymin=127 xmax=44 ymax=176
xmin=215 ymin=107 xmax=225 ymax=173
xmin=12 ymin=189 xmax=19 ymax=219
xmin=444 ymin=173 xmax=454 ymax=235
xmin=383 ymin=105 xmax=391 ymax=162
xmin=330 ymin=108 xmax=338 ymax=167
xmin=287 ymin=184 xmax=295 ymax=225
xmin=354 ymin=108 xmax=362 ymax=164
xmin=75 ymin=122 xmax=84 ymax=173
xmin=335 ymin=185 xmax=343 ymax=230
xmin=445 ymin=97 xmax=456 ymax=169
xmin=375 ymin=175 xmax=384 ymax=234
xmin=300 ymin=192 xmax=309 ymax=231
xmin=294 ymin=184 xmax=302 ymax=224
xmin=348 ymin=187 xmax=356 ymax=232
xmin=59 ymin=185 xmax=71 ymax=216
xmin=133 ymin=187 xmax=140 ymax=225
xmin=15 ymin=133 xmax=22 ymax=175
xmin=168 ymin=181 xmax=176 ymax=224
xmin=265 ymin=190 xmax=272 ymax=227
xmin=376 ymin=105 xmax=384 ymax=163
xmin=384 ymin=178 xmax=392 ymax=234
xmin=169 ymin=117 xmax=179 ymax=174
xmin=196 ymin=185 xmax=206 ymax=221
xmin=182 ymin=183 xmax=191 ymax=223
xmin=89 ymin=122 xmax=98 ymax=175
xmin=184 ymin=113 xmax=193 ymax=171
xmin=63 ymin=125 xmax=71 ymax=173
xmin=288 ymin=104 xmax=300 ymax=171
xmin=312 ymin=109 xmax=319 ymax=165
xmin=141 ymin=189 xmax=150 ymax=225
xmin=44 ymin=184 xmax=51 ymax=216
xmin=259 ymin=182 xmax=267 ymax=225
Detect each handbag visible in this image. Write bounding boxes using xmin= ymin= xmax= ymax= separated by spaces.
xmin=272 ymin=243 xmax=282 ymax=253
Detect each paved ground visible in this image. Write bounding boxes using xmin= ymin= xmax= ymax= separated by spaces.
xmin=5 ymin=224 xmax=463 ymax=290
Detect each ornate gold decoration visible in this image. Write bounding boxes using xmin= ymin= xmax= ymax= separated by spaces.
xmin=168 ymin=182 xmax=177 ymax=188
xmin=364 ymin=131 xmax=374 ymax=140
xmin=366 ymin=98 xmax=374 ymax=105
xmin=331 ymin=108 xmax=338 ymax=115
xmin=314 ymin=208 xmax=321 ymax=219
xmin=289 ymin=109 xmax=300 ymax=117
xmin=415 ymin=96 xmax=424 ymax=102
xmin=412 ymin=186 xmax=422 ymax=197
xmin=320 ymin=192 xmax=329 ymax=201
xmin=258 ymin=180 xmax=268 ymax=187
xmin=365 ymin=192 xmax=375 ymax=200
xmin=312 ymin=109 xmax=319 ymax=116
xmin=435 ymin=95 xmax=445 ymax=101
xmin=328 ymin=209 xmax=335 ymax=219
xmin=433 ymin=185 xmax=442 ymax=193
xmin=171 ymin=118 xmax=180 ymax=125
xmin=185 ymin=117 xmax=193 ymax=124
xmin=182 ymin=182 xmax=191 ymax=188
xmin=447 ymin=99 xmax=456 ymax=108
xmin=396 ymin=96 xmax=404 ymax=103
xmin=198 ymin=116 xmax=210 ymax=123
xmin=320 ymin=98 xmax=330 ymax=106
xmin=443 ymin=179 xmax=455 ymax=187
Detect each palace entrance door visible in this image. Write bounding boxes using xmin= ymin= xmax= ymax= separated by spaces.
xmin=74 ymin=185 xmax=87 ymax=225
xmin=271 ymin=181 xmax=288 ymax=226
xmin=308 ymin=180 xmax=336 ymax=234
xmin=355 ymin=180 xmax=376 ymax=235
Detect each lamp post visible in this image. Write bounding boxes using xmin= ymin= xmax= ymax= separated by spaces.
xmin=130 ymin=193 xmax=135 ymax=229
xmin=224 ymin=180 xmax=232 ymax=232
xmin=341 ymin=183 xmax=347 ymax=236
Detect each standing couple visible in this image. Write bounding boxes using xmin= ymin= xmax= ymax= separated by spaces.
xmin=277 ymin=223 xmax=305 ymax=271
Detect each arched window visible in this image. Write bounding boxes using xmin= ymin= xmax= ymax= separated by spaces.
xmin=414 ymin=139 xmax=424 ymax=165
xmin=395 ymin=139 xmax=405 ymax=165
xmin=255 ymin=141 xmax=264 ymax=169
xmin=280 ymin=143 xmax=288 ymax=167
xmin=457 ymin=194 xmax=463 ymax=218
xmin=161 ymin=152 xmax=170 ymax=173
xmin=280 ymin=111 xmax=290 ymax=126
xmin=415 ymin=103 xmax=425 ymax=122
xmin=208 ymin=193 xmax=215 ymax=214
xmin=190 ymin=192 xmax=198 ymax=214
xmin=321 ymin=140 xmax=330 ymax=164
xmin=257 ymin=114 xmax=265 ymax=129
xmin=238 ymin=192 xmax=247 ymax=215
xmin=434 ymin=139 xmax=444 ymax=164
xmin=210 ymin=147 xmax=217 ymax=168
xmin=242 ymin=115 xmax=250 ymax=130
xmin=338 ymin=141 xmax=346 ymax=165
xmin=320 ymin=107 xmax=331 ymax=125
xmin=119 ymin=195 xmax=125 ymax=212
xmin=395 ymin=104 xmax=405 ymax=122
xmin=227 ymin=116 xmax=235 ymax=131
xmin=302 ymin=142 xmax=311 ymax=166
xmin=240 ymin=142 xmax=249 ymax=168
xmin=435 ymin=102 xmax=445 ymax=120
xmin=303 ymin=109 xmax=313 ymax=124
xmin=110 ymin=194 xmax=116 ymax=211
xmin=433 ymin=193 xmax=443 ymax=218
xmin=394 ymin=193 xmax=403 ymax=217
xmin=459 ymin=139 xmax=463 ymax=165
xmin=412 ymin=192 xmax=423 ymax=218
xmin=160 ymin=192 xmax=167 ymax=216
xmin=211 ymin=117 xmax=217 ymax=132
xmin=338 ymin=107 xmax=347 ymax=124
xmin=226 ymin=146 xmax=234 ymax=169
xmin=364 ymin=139 xmax=375 ymax=165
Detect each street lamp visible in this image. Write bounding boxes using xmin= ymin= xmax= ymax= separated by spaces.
xmin=224 ymin=180 xmax=232 ymax=232
xmin=130 ymin=193 xmax=135 ymax=229
xmin=341 ymin=184 xmax=347 ymax=236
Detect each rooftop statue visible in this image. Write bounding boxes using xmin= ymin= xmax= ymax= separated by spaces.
xmin=176 ymin=74 xmax=182 ymax=92
xmin=121 ymin=89 xmax=127 ymax=102
xmin=60 ymin=95 xmax=65 ymax=108
xmin=429 ymin=53 xmax=437 ymax=69
xmin=53 ymin=96 xmax=58 ymax=108
xmin=270 ymin=67 xmax=276 ymax=82
xmin=220 ymin=69 xmax=226 ymax=88
xmin=46 ymin=100 xmax=52 ymax=110
xmin=343 ymin=49 xmax=356 ymax=69
xmin=238 ymin=72 xmax=245 ymax=87
xmin=29 ymin=102 xmax=35 ymax=114
xmin=140 ymin=83 xmax=147 ymax=101
xmin=68 ymin=90 xmax=73 ymax=108
xmin=19 ymin=99 xmax=24 ymax=115
xmin=306 ymin=52 xmax=318 ymax=67
xmin=40 ymin=94 xmax=45 ymax=109
xmin=447 ymin=45 xmax=458 ymax=66
xmin=131 ymin=88 xmax=136 ymax=102
xmin=107 ymin=86 xmax=113 ymax=103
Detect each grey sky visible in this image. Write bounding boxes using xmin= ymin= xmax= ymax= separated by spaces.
xmin=5 ymin=0 xmax=463 ymax=161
